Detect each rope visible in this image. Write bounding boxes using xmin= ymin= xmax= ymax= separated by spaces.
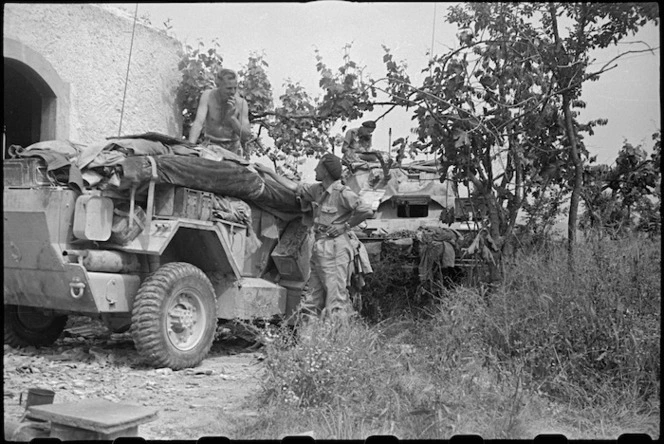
xmin=118 ymin=3 xmax=139 ymax=137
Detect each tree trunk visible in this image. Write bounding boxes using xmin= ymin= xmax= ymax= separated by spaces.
xmin=562 ymin=94 xmax=583 ymax=270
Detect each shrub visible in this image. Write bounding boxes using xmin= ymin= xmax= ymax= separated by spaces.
xmin=355 ymin=238 xmax=421 ymax=323
xmin=261 ymin=317 xmax=399 ymax=410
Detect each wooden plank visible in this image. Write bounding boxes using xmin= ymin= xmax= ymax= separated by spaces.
xmin=27 ymin=399 xmax=158 ymax=435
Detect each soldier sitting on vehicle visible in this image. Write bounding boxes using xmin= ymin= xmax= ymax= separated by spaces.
xmin=188 ymin=68 xmax=253 ymax=159
xmin=342 ymin=120 xmax=382 ymax=162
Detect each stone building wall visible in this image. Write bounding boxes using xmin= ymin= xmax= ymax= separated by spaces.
xmin=3 ymin=3 xmax=183 ymax=143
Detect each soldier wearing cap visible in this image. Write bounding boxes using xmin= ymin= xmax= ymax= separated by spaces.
xmin=254 ymin=153 xmax=373 ymax=319
xmin=341 ymin=120 xmax=376 ymax=163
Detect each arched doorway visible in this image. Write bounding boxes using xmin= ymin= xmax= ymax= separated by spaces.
xmin=4 ymin=59 xmax=55 ymax=152
xmin=3 ymin=38 xmax=70 ymax=158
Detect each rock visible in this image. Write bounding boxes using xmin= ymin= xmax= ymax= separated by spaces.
xmin=285 ymin=430 xmax=315 ymax=438
xmin=102 ymin=394 xmax=121 ymax=403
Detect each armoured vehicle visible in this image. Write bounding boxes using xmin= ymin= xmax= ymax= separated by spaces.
xmin=342 ymin=155 xmax=485 ymax=277
xmin=3 ymin=133 xmax=311 ymax=370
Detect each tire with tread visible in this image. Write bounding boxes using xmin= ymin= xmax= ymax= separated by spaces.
xmin=131 ymin=262 xmax=217 ymax=370
xmin=4 ymin=305 xmax=67 ymax=348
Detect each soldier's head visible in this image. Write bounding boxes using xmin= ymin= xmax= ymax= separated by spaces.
xmin=358 ymin=120 xmax=376 ymax=139
xmin=315 ymin=153 xmax=342 ymax=182
xmin=216 ymin=69 xmax=238 ymax=99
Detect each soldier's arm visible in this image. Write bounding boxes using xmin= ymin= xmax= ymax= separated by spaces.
xmin=225 ymin=96 xmax=252 ymax=142
xmin=341 ymin=129 xmax=354 ymax=154
xmin=346 ymin=200 xmax=374 ymax=228
xmin=327 ymin=190 xmax=374 ymax=237
xmin=252 ymin=163 xmax=299 ymax=192
xmin=237 ymin=98 xmax=252 ymax=143
xmin=188 ymin=90 xmax=210 ymax=144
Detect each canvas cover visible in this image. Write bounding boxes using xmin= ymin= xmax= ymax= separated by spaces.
xmin=343 ymin=161 xmax=455 ymax=210
xmin=19 ymin=133 xmax=303 ymax=220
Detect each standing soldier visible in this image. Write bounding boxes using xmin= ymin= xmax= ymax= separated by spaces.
xmin=255 ymin=153 xmax=373 ymax=319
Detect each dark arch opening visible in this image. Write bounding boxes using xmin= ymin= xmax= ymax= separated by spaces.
xmin=4 ymin=58 xmax=57 ymax=156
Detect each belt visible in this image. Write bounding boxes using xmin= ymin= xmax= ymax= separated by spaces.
xmin=313 ymin=223 xmax=350 ymax=240
xmin=313 ymin=224 xmax=331 ymax=240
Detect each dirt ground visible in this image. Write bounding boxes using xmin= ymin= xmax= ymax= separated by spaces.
xmin=3 ymin=316 xmax=267 ymax=441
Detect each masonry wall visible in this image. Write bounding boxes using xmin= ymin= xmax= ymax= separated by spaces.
xmin=3 ymin=3 xmax=183 ymax=143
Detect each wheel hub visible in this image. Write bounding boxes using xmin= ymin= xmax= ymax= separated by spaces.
xmin=166 ymin=291 xmax=204 ymax=351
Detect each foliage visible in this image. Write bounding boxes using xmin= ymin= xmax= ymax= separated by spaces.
xmin=265 ymin=81 xmax=332 ymax=156
xmin=176 ymin=40 xmax=224 ymax=141
xmin=580 ymin=132 xmax=661 ymax=236
xmin=238 ymin=52 xmax=274 ymax=119
xmin=521 ymin=185 xmax=568 ymax=239
xmin=496 ymin=234 xmax=660 ymax=408
xmin=256 ymin=313 xmax=528 ymax=439
xmin=262 ymin=317 xmax=394 ymax=409
xmin=176 ymin=40 xmax=378 ymax=158
xmin=354 ymin=237 xmax=421 ymax=323
xmin=246 ymin=233 xmax=660 ymax=439
xmin=374 ymin=2 xmax=658 ymax=261
xmin=315 ymin=43 xmax=377 ymax=122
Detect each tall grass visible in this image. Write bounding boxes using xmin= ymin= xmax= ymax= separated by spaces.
xmin=237 ymin=234 xmax=660 ymax=439
xmin=496 ymin=234 xmax=660 ymax=409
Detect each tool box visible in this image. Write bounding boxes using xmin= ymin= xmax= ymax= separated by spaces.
xmin=3 ymin=158 xmax=52 ymax=188
xmin=154 ymin=184 xmax=213 ymax=221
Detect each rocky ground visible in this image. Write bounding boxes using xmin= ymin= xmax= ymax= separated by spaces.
xmin=3 ymin=316 xmax=268 ymax=441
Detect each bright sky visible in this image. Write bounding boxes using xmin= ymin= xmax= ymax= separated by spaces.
xmin=112 ymin=2 xmax=661 ymax=168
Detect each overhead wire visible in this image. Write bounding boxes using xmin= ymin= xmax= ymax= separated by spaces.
xmin=119 ymin=3 xmax=139 ymax=137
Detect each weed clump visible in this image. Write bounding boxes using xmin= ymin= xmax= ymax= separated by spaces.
xmin=261 ymin=317 xmax=396 ymax=409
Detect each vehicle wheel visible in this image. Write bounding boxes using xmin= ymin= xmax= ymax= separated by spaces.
xmin=131 ymin=262 xmax=217 ymax=370
xmin=4 ymin=305 xmax=68 ymax=348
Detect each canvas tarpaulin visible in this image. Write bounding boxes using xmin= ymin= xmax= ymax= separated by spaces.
xmin=118 ymin=154 xmax=302 ymax=218
xmin=16 ymin=133 xmax=304 ymax=220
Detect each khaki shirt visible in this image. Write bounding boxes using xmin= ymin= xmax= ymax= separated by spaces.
xmin=341 ymin=128 xmax=372 ymax=162
xmin=297 ymin=180 xmax=368 ymax=231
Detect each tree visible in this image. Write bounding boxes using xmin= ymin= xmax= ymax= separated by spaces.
xmin=541 ymin=2 xmax=659 ymax=266
xmin=581 ymin=132 xmax=661 ymax=237
xmin=379 ymin=3 xmax=579 ymax=278
xmin=375 ymin=2 xmax=658 ymax=272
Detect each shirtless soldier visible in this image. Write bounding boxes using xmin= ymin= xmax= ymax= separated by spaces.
xmin=188 ymin=68 xmax=252 ymax=158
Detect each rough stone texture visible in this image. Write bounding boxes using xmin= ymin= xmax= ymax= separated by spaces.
xmin=3 ymin=4 xmax=183 ymax=143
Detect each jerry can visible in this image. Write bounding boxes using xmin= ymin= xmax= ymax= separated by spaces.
xmin=73 ymin=193 xmax=114 ymax=241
